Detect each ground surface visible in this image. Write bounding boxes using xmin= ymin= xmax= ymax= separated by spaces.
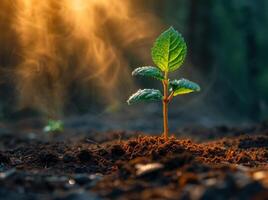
xmin=0 ymin=121 xmax=267 ymax=200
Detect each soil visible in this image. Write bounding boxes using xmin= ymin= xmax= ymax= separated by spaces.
xmin=0 ymin=123 xmax=267 ymax=200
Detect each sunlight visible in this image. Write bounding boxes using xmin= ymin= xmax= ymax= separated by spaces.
xmin=2 ymin=0 xmax=160 ymax=116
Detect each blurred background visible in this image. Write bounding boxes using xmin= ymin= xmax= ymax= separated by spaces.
xmin=0 ymin=0 xmax=268 ymax=133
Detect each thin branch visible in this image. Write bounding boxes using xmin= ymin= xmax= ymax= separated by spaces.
xmin=167 ymin=91 xmax=174 ymax=102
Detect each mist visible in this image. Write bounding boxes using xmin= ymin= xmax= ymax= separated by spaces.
xmin=0 ymin=0 xmax=161 ymax=118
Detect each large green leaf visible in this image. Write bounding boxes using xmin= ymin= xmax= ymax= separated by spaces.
xmin=127 ymin=89 xmax=163 ymax=105
xmin=151 ymin=27 xmax=187 ymax=72
xmin=170 ymin=78 xmax=200 ymax=96
xmin=132 ymin=66 xmax=164 ymax=80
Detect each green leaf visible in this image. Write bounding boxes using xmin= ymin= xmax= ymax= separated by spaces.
xmin=127 ymin=89 xmax=163 ymax=105
xmin=132 ymin=66 xmax=164 ymax=80
xmin=170 ymin=78 xmax=200 ymax=96
xmin=151 ymin=27 xmax=187 ymax=72
xmin=43 ymin=120 xmax=64 ymax=133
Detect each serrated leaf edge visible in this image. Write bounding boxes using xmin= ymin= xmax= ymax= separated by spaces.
xmin=170 ymin=78 xmax=201 ymax=95
xmin=127 ymin=89 xmax=163 ymax=105
xmin=132 ymin=66 xmax=164 ymax=80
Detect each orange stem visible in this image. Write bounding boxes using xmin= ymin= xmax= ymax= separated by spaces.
xmin=162 ymin=72 xmax=169 ymax=141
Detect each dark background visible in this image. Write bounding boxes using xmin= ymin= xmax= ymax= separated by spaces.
xmin=0 ymin=0 xmax=268 ymax=131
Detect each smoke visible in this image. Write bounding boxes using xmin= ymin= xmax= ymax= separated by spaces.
xmin=1 ymin=0 xmax=161 ymax=117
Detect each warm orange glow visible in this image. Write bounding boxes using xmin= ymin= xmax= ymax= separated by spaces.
xmin=3 ymin=0 xmax=161 ymax=116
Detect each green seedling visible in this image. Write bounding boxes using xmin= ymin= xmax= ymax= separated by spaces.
xmin=127 ymin=27 xmax=200 ymax=140
xmin=43 ymin=119 xmax=64 ymax=133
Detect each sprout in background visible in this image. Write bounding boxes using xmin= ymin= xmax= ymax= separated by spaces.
xmin=127 ymin=27 xmax=200 ymax=140
xmin=43 ymin=119 xmax=64 ymax=133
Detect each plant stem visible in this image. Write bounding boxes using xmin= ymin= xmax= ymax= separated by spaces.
xmin=162 ymin=72 xmax=169 ymax=141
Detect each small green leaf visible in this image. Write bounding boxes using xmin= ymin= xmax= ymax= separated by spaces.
xmin=151 ymin=27 xmax=187 ymax=72
xmin=132 ymin=66 xmax=164 ymax=80
xmin=170 ymin=78 xmax=200 ymax=96
xmin=43 ymin=120 xmax=64 ymax=133
xmin=127 ymin=89 xmax=163 ymax=105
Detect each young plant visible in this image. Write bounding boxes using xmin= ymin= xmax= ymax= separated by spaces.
xmin=43 ymin=119 xmax=64 ymax=133
xmin=127 ymin=27 xmax=200 ymax=140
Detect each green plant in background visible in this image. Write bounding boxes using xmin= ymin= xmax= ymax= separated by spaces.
xmin=127 ymin=27 xmax=200 ymax=140
xmin=43 ymin=119 xmax=64 ymax=133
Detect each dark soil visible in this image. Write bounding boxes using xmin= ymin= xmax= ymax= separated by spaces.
xmin=0 ymin=124 xmax=267 ymax=200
